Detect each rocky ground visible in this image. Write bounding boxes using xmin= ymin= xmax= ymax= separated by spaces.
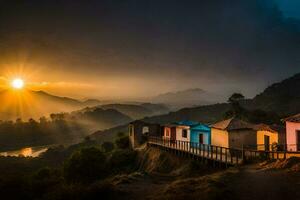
xmin=109 ymin=148 xmax=300 ymax=200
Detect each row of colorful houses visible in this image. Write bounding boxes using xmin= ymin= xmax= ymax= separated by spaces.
xmin=162 ymin=118 xmax=280 ymax=150
xmin=129 ymin=113 xmax=300 ymax=152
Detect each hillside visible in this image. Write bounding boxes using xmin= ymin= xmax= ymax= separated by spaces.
xmin=151 ymin=88 xmax=223 ymax=110
xmin=100 ymin=103 xmax=169 ymax=119
xmin=90 ymin=103 xmax=231 ymax=142
xmin=145 ymin=73 xmax=300 ymax=124
xmin=248 ymin=73 xmax=300 ymax=116
xmin=0 ymin=90 xmax=101 ymax=120
xmin=70 ymin=107 xmax=132 ymax=131
xmin=91 ymin=73 xmax=300 ymax=142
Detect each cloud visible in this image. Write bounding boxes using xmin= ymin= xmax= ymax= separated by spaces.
xmin=0 ymin=0 xmax=299 ymax=98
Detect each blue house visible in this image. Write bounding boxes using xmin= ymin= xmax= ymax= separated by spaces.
xmin=190 ymin=123 xmax=211 ymax=147
xmin=175 ymin=120 xmax=211 ymax=147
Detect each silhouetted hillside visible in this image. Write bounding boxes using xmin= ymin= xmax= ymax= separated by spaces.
xmin=247 ymin=73 xmax=300 ymax=116
xmin=91 ymin=73 xmax=300 ymax=142
xmin=144 ymin=103 xmax=230 ymax=125
xmin=0 ymin=90 xmax=101 ymax=120
xmin=79 ymin=103 xmax=169 ymax=120
xmin=151 ymin=88 xmax=223 ymax=110
xmin=70 ymin=107 xmax=132 ymax=131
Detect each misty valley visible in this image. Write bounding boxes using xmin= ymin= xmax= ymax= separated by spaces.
xmin=0 ymin=0 xmax=300 ymax=200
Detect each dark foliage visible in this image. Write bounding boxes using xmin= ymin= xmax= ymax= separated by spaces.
xmin=0 ymin=133 xmax=136 ymax=199
xmin=115 ymin=136 xmax=130 ymax=149
xmin=228 ymin=93 xmax=245 ymax=103
xmin=0 ymin=116 xmax=85 ymax=151
xmin=63 ymin=147 xmax=107 ymax=184
xmin=101 ymin=142 xmax=115 ymax=152
xmin=109 ymin=149 xmax=137 ymax=173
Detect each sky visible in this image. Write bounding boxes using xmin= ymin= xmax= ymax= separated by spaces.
xmin=0 ymin=0 xmax=299 ymax=100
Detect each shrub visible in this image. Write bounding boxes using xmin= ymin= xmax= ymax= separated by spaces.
xmin=109 ymin=149 xmax=137 ymax=173
xmin=101 ymin=142 xmax=115 ymax=152
xmin=63 ymin=147 xmax=107 ymax=184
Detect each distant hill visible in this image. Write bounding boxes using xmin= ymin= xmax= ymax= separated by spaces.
xmin=246 ymin=73 xmax=300 ymax=116
xmin=151 ymin=88 xmax=223 ymax=110
xmin=91 ymin=73 xmax=300 ymax=142
xmin=0 ymin=90 xmax=101 ymax=120
xmin=100 ymin=103 xmax=169 ymax=119
xmin=69 ymin=107 xmax=132 ymax=132
xmin=79 ymin=103 xmax=169 ymax=120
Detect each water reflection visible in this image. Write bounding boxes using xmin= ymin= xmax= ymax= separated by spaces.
xmin=0 ymin=146 xmax=49 ymax=157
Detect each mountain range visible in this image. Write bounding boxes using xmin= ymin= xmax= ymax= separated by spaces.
xmin=245 ymin=73 xmax=300 ymax=116
xmin=150 ymin=88 xmax=223 ymax=110
xmin=91 ymin=73 xmax=300 ymax=142
xmin=0 ymin=90 xmax=101 ymax=120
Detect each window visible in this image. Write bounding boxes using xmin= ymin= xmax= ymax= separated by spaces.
xmin=182 ymin=129 xmax=188 ymax=138
xmin=142 ymin=126 xmax=149 ymax=135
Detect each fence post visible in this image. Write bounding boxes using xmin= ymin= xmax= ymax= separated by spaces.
xmin=207 ymin=145 xmax=209 ymax=158
xmin=242 ymin=144 xmax=245 ymax=164
xmin=220 ymin=147 xmax=223 ymax=162
xmin=225 ymin=148 xmax=228 ymax=167
xmin=236 ymin=150 xmax=239 ymax=165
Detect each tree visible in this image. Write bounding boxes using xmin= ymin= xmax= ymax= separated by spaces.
xmin=225 ymin=93 xmax=245 ymax=118
xmin=101 ymin=142 xmax=114 ymax=152
xmin=63 ymin=147 xmax=107 ymax=183
xmin=228 ymin=93 xmax=245 ymax=103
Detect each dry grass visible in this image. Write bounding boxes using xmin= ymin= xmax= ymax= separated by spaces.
xmin=259 ymin=157 xmax=300 ymax=172
xmin=151 ymin=168 xmax=238 ymax=200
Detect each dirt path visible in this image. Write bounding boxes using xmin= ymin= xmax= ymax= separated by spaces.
xmin=227 ymin=164 xmax=300 ymax=200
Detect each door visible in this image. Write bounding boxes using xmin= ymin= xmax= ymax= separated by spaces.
xmin=297 ymin=131 xmax=300 ymax=151
xmin=171 ymin=127 xmax=176 ymax=142
xmin=199 ymin=134 xmax=204 ymax=144
xmin=264 ymin=135 xmax=270 ymax=151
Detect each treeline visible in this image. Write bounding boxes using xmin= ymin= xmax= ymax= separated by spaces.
xmin=0 ymin=134 xmax=137 ymax=200
xmin=0 ymin=106 xmax=133 ymax=151
xmin=0 ymin=114 xmax=86 ymax=151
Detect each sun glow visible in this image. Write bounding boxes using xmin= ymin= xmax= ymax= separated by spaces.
xmin=11 ymin=78 xmax=25 ymax=89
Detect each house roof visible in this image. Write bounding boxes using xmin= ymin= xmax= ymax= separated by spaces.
xmin=175 ymin=120 xmax=199 ymax=126
xmin=190 ymin=124 xmax=211 ymax=131
xmin=282 ymin=113 xmax=300 ymax=123
xmin=211 ymin=118 xmax=254 ymax=131
xmin=270 ymin=124 xmax=286 ymax=135
xmin=253 ymin=123 xmax=277 ymax=133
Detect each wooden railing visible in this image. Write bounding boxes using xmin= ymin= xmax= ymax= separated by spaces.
xmin=148 ymin=137 xmax=300 ymax=166
xmin=243 ymin=147 xmax=300 ymax=160
xmin=147 ymin=136 xmax=243 ymax=166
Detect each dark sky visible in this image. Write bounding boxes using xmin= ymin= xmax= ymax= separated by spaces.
xmin=0 ymin=0 xmax=299 ymax=99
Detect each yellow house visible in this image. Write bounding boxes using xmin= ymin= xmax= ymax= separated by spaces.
xmin=211 ymin=118 xmax=279 ymax=150
xmin=253 ymin=124 xmax=279 ymax=151
xmin=211 ymin=118 xmax=256 ymax=149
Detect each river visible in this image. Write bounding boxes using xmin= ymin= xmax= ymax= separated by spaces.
xmin=0 ymin=145 xmax=51 ymax=157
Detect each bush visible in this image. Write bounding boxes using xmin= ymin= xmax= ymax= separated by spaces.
xmin=109 ymin=149 xmax=137 ymax=173
xmin=63 ymin=147 xmax=107 ymax=184
xmin=101 ymin=142 xmax=114 ymax=153
xmin=115 ymin=136 xmax=130 ymax=149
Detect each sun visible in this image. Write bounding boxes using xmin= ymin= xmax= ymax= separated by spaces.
xmin=11 ymin=78 xmax=25 ymax=89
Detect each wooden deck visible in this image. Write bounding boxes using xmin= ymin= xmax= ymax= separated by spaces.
xmin=148 ymin=137 xmax=244 ymax=166
xmin=148 ymin=137 xmax=300 ymax=167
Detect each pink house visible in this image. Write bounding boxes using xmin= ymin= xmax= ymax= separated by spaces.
xmin=284 ymin=114 xmax=300 ymax=151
